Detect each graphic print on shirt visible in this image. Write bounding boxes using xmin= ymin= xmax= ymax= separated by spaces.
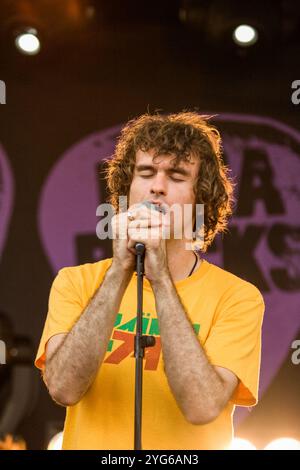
xmin=104 ymin=312 xmax=200 ymax=370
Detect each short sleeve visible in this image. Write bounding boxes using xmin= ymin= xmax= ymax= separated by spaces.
xmin=34 ymin=267 xmax=84 ymax=370
xmin=203 ymin=282 xmax=265 ymax=407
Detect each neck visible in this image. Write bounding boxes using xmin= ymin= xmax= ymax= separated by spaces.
xmin=166 ymin=239 xmax=201 ymax=282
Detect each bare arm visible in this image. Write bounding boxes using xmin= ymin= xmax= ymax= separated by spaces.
xmin=44 ymin=262 xmax=132 ymax=407
xmin=151 ymin=274 xmax=238 ymax=425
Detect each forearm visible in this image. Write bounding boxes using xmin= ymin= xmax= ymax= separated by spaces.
xmin=151 ymin=275 xmax=226 ymax=424
xmin=45 ymin=262 xmax=132 ymax=406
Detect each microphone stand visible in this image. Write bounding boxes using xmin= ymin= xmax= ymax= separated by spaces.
xmin=134 ymin=242 xmax=156 ymax=450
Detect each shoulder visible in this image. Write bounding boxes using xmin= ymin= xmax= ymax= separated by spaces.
xmin=58 ymin=257 xmax=113 ymax=278
xmin=205 ymin=261 xmax=265 ymax=308
xmin=53 ymin=258 xmax=113 ymax=292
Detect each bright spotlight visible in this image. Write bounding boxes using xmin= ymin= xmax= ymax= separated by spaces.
xmin=15 ymin=29 xmax=41 ymax=55
xmin=264 ymin=438 xmax=300 ymax=450
xmin=228 ymin=438 xmax=257 ymax=450
xmin=47 ymin=431 xmax=63 ymax=450
xmin=233 ymin=24 xmax=258 ymax=47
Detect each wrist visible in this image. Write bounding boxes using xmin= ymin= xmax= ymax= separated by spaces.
xmin=149 ymin=269 xmax=172 ymax=290
xmin=109 ymin=260 xmax=133 ymax=284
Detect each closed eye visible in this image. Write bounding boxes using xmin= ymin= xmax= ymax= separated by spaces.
xmin=139 ymin=174 xmax=184 ymax=182
xmin=170 ymin=177 xmax=184 ymax=182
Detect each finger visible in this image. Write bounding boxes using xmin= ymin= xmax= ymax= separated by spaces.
xmin=127 ymin=227 xmax=153 ymax=241
xmin=127 ymin=227 xmax=164 ymax=248
xmin=128 ymin=207 xmax=164 ymax=223
xmin=112 ymin=213 xmax=129 ymax=240
xmin=128 ymin=218 xmax=163 ymax=229
xmin=128 ymin=220 xmax=170 ymax=237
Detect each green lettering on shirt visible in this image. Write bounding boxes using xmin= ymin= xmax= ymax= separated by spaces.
xmin=106 ymin=314 xmax=201 ymax=355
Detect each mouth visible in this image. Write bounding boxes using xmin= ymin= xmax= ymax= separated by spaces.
xmin=150 ymin=200 xmax=163 ymax=206
xmin=149 ymin=200 xmax=167 ymax=214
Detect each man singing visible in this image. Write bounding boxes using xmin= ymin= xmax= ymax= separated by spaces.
xmin=35 ymin=112 xmax=265 ymax=449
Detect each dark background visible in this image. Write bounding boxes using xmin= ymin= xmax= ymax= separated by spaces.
xmin=0 ymin=0 xmax=299 ymax=449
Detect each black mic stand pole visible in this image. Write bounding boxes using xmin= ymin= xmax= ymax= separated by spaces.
xmin=134 ymin=242 xmax=156 ymax=450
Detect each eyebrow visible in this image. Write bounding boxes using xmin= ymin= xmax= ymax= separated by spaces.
xmin=135 ymin=164 xmax=191 ymax=177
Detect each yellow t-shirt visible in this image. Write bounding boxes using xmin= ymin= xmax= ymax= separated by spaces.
xmin=35 ymin=258 xmax=265 ymax=450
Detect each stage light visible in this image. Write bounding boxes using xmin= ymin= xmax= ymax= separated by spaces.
xmin=233 ymin=24 xmax=258 ymax=47
xmin=15 ymin=29 xmax=41 ymax=55
xmin=264 ymin=438 xmax=300 ymax=450
xmin=228 ymin=438 xmax=257 ymax=450
xmin=47 ymin=431 xmax=63 ymax=450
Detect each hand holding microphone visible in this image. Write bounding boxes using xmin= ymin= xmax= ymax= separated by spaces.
xmin=111 ymin=199 xmax=169 ymax=279
xmin=128 ymin=200 xmax=166 ymax=253
xmin=127 ymin=200 xmax=167 ymax=253
xmin=126 ymin=200 xmax=169 ymax=281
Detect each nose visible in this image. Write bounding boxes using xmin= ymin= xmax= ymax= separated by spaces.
xmin=150 ymin=172 xmax=167 ymax=197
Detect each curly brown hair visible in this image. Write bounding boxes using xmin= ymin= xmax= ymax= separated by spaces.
xmin=103 ymin=111 xmax=235 ymax=253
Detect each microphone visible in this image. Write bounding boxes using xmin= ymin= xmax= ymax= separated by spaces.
xmin=140 ymin=200 xmax=166 ymax=214
xmin=135 ymin=201 xmax=166 ymax=253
